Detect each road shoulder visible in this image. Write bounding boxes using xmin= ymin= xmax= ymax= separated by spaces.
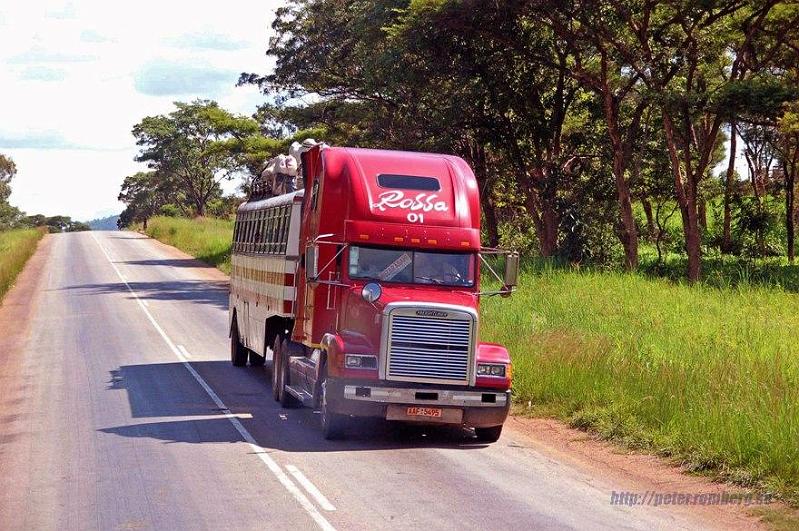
xmin=0 ymin=234 xmax=52 ymax=364
xmin=505 ymin=415 xmax=797 ymax=530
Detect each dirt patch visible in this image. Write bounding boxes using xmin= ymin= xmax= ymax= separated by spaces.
xmin=0 ymin=236 xmax=52 ymax=439
xmin=504 ymin=415 xmax=796 ymax=530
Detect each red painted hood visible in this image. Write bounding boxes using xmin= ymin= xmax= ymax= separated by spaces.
xmin=337 ymin=283 xmax=478 ymax=355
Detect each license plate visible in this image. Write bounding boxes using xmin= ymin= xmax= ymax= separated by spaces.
xmin=406 ymin=406 xmax=442 ymax=418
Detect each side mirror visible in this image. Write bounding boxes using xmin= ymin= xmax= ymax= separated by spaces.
xmin=305 ymin=245 xmax=318 ymax=281
xmin=503 ymin=252 xmax=519 ymax=291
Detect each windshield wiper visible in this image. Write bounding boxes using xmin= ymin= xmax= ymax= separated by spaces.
xmin=414 ymin=276 xmax=444 ymax=284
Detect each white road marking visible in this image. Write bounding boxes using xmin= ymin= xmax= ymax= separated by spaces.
xmin=286 ymin=465 xmax=337 ymax=512
xmin=177 ymin=344 xmax=192 ymax=359
xmin=91 ymin=233 xmax=336 ymax=531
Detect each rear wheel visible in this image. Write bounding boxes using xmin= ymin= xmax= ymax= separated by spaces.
xmin=249 ymin=350 xmax=265 ymax=367
xmin=278 ymin=339 xmax=300 ymax=408
xmin=271 ymin=335 xmax=282 ymax=401
xmin=474 ymin=425 xmax=503 ymax=443
xmin=320 ymin=374 xmax=347 ymax=440
xmin=230 ymin=318 xmax=248 ymax=367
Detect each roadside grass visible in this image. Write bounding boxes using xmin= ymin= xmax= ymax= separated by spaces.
xmin=138 ymin=216 xmax=799 ymax=504
xmin=0 ymin=228 xmax=46 ymax=302
xmin=481 ymin=262 xmax=799 ymax=505
xmin=142 ymin=216 xmax=234 ymax=274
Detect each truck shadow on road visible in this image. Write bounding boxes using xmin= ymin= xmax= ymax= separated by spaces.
xmin=98 ymin=361 xmax=492 ymax=452
xmin=62 ymin=280 xmax=229 ymax=311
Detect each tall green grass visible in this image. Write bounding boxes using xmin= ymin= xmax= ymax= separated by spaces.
xmin=0 ymin=228 xmax=46 ymax=302
xmin=481 ymin=264 xmax=799 ymax=502
xmin=143 ymin=216 xmax=234 ymax=274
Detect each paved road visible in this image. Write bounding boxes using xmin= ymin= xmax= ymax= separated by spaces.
xmin=0 ymin=232 xmax=706 ymax=530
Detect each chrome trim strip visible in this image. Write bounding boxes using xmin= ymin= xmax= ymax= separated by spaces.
xmin=343 ymin=385 xmax=506 ymax=407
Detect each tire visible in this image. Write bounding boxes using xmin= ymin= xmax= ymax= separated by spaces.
xmin=230 ymin=318 xmax=248 ymax=367
xmin=278 ymin=338 xmax=300 ymax=408
xmin=249 ymin=350 xmax=265 ymax=367
xmin=474 ymin=425 xmax=503 ymax=443
xmin=320 ymin=375 xmax=346 ymax=440
xmin=271 ymin=334 xmax=282 ymax=401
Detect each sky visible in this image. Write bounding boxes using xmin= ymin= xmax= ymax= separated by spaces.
xmin=0 ymin=0 xmax=282 ymax=221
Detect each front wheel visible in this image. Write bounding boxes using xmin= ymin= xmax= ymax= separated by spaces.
xmin=320 ymin=377 xmax=347 ymax=440
xmin=474 ymin=425 xmax=503 ymax=443
xmin=278 ymin=338 xmax=299 ymax=408
xmin=230 ymin=318 xmax=248 ymax=367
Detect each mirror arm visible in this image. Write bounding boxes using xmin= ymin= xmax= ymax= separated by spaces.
xmin=479 ymin=253 xmax=504 ymax=285
xmin=308 ymin=241 xmax=349 ymax=281
xmin=478 ymin=249 xmax=517 ymax=297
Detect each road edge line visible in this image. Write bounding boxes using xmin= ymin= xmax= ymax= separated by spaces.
xmin=90 ymin=232 xmax=336 ymax=531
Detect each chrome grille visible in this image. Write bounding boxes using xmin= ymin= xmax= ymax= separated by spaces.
xmin=387 ymin=313 xmax=472 ymax=384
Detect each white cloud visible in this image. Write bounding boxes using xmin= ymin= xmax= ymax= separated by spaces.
xmin=17 ymin=66 xmax=66 ymax=82
xmin=0 ymin=131 xmax=81 ymax=150
xmin=134 ymin=60 xmax=238 ymax=97
xmin=0 ymin=0 xmax=281 ymax=221
xmin=169 ymin=31 xmax=249 ymax=51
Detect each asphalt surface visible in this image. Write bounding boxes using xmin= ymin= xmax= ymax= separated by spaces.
xmin=0 ymin=231 xmax=708 ymax=530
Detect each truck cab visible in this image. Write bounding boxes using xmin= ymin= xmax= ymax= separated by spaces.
xmin=230 ymin=144 xmax=518 ymax=441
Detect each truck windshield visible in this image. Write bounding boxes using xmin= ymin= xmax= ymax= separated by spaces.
xmin=348 ymin=246 xmax=475 ymax=287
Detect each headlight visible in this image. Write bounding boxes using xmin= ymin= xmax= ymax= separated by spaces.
xmin=477 ymin=363 xmax=507 ymax=377
xmin=345 ymin=354 xmax=377 ymax=369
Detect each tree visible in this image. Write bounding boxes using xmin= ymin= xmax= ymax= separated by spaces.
xmin=0 ymin=153 xmax=16 ymax=203
xmin=537 ymin=3 xmax=651 ymax=269
xmin=244 ymin=0 xmax=603 ymax=257
xmin=118 ymin=171 xmax=178 ymax=229
xmin=538 ymin=0 xmax=793 ymax=280
xmin=132 ymin=100 xmax=260 ymax=216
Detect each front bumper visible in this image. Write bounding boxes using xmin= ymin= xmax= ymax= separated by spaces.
xmin=326 ymin=378 xmax=511 ymax=428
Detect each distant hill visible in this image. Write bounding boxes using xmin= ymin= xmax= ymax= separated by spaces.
xmin=87 ymin=215 xmax=120 ymax=231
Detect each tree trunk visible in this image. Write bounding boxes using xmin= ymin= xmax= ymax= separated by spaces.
xmin=722 ymin=120 xmax=736 ymax=253
xmin=524 ymin=190 xmax=553 ymax=257
xmin=662 ymin=112 xmax=701 ymax=282
xmin=526 ymin=193 xmax=558 ymax=256
xmin=684 ymin=207 xmax=702 ymax=282
xmin=600 ymin=82 xmax=638 ymax=270
xmin=642 ymin=198 xmax=655 ymax=237
xmin=606 ymin=128 xmax=638 ymax=268
xmin=540 ymin=197 xmax=559 ymax=257
xmin=483 ymin=199 xmax=500 ymax=248
xmin=462 ymin=141 xmax=500 ymax=248
xmin=786 ymin=160 xmax=796 ymax=263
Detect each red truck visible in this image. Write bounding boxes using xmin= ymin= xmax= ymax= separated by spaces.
xmin=229 ymin=144 xmax=518 ymax=440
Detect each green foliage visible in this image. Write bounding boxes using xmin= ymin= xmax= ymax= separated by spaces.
xmin=245 ymin=0 xmax=799 ymax=279
xmin=142 ymin=216 xmax=234 ymax=274
xmin=734 ymin=196 xmax=785 ymax=257
xmin=0 ymin=228 xmax=45 ymax=301
xmin=159 ymin=204 xmax=181 ymax=217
